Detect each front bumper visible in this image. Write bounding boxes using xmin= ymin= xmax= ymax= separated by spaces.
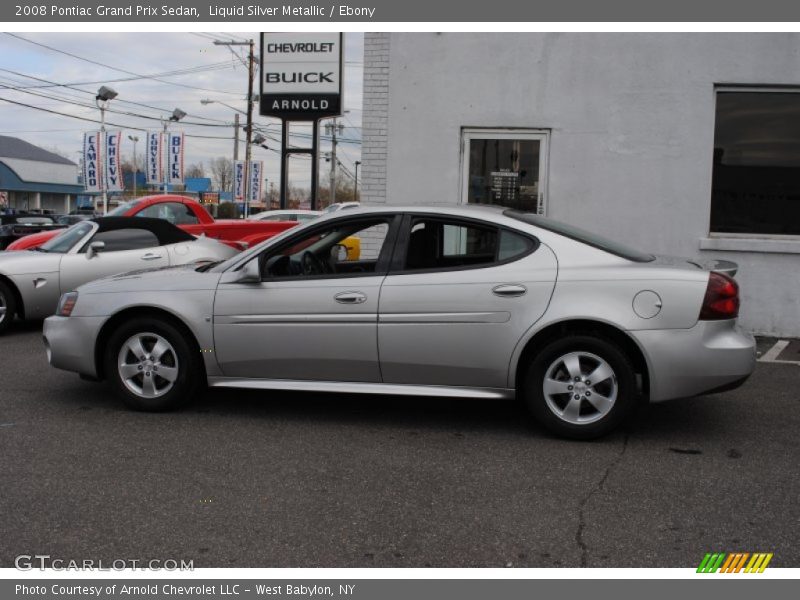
xmin=43 ymin=315 xmax=107 ymax=379
xmin=630 ymin=320 xmax=756 ymax=403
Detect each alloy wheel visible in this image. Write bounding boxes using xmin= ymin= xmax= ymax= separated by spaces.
xmin=117 ymin=332 xmax=179 ymax=399
xmin=542 ymin=351 xmax=618 ymax=425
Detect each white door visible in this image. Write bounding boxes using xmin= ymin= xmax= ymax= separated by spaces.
xmin=461 ymin=128 xmax=549 ymax=215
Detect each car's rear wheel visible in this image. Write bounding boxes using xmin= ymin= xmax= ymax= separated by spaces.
xmin=105 ymin=318 xmax=202 ymax=411
xmin=523 ymin=335 xmax=637 ymax=439
xmin=0 ymin=281 xmax=17 ymax=335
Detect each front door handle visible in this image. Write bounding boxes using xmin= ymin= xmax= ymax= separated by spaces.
xmin=335 ymin=291 xmax=367 ymax=304
xmin=141 ymin=253 xmax=163 ymax=261
xmin=492 ymin=284 xmax=527 ymax=298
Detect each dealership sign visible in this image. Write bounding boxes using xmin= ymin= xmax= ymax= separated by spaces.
xmin=146 ymin=131 xmax=162 ymax=185
xmin=233 ymin=160 xmax=246 ymax=202
xmin=105 ymin=131 xmax=123 ymax=192
xmin=259 ymin=32 xmax=343 ymax=120
xmin=82 ymin=132 xmax=102 ymax=193
xmin=167 ymin=132 xmax=185 ymax=185
xmin=249 ymin=160 xmax=264 ymax=203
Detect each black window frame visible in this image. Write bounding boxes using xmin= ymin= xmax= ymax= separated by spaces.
xmin=710 ymin=87 xmax=800 ymax=238
xmin=388 ymin=213 xmax=540 ymax=275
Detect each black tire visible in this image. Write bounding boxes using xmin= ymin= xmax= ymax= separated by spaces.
xmin=522 ymin=335 xmax=637 ymax=440
xmin=104 ymin=317 xmax=203 ymax=411
xmin=0 ymin=280 xmax=18 ymax=335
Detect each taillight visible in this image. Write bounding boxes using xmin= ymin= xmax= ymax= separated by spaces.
xmin=699 ymin=272 xmax=739 ymax=320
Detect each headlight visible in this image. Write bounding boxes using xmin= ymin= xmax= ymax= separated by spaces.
xmin=56 ymin=292 xmax=78 ymax=317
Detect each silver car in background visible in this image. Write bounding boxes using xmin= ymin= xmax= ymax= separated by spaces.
xmin=0 ymin=217 xmax=238 ymax=334
xmin=43 ymin=206 xmax=755 ymax=439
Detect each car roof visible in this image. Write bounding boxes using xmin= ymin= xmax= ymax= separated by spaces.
xmin=91 ymin=216 xmax=196 ymax=246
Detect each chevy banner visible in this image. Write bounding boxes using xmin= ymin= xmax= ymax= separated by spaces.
xmin=146 ymin=130 xmax=162 ymax=185
xmin=82 ymin=131 xmax=102 ymax=193
xmin=168 ymin=131 xmax=185 ymax=186
xmin=105 ymin=130 xmax=124 ymax=192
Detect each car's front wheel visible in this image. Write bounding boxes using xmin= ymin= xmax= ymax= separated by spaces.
xmin=105 ymin=318 xmax=202 ymax=411
xmin=0 ymin=280 xmax=17 ymax=335
xmin=522 ymin=335 xmax=637 ymax=439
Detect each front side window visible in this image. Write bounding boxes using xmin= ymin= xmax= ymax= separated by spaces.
xmin=711 ymin=90 xmax=800 ymax=236
xmin=404 ymin=217 xmax=533 ymax=271
xmin=39 ymin=222 xmax=94 ymax=253
xmin=83 ymin=229 xmax=159 ymax=252
xmin=261 ymin=218 xmax=393 ymax=279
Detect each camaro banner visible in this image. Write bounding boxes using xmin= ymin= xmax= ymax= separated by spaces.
xmin=82 ymin=131 xmax=102 ymax=193
xmin=233 ymin=160 xmax=246 ymax=202
xmin=105 ymin=130 xmax=124 ymax=192
xmin=249 ymin=160 xmax=264 ymax=203
xmin=168 ymin=131 xmax=185 ymax=185
xmin=146 ymin=130 xmax=162 ymax=185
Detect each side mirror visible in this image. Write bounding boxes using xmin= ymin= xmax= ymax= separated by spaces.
xmin=331 ymin=244 xmax=349 ymax=263
xmin=234 ymin=259 xmax=262 ymax=283
xmin=86 ymin=241 xmax=105 ymax=259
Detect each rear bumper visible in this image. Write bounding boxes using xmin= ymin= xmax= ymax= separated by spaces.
xmin=630 ymin=320 xmax=756 ymax=403
xmin=43 ymin=315 xmax=106 ymax=379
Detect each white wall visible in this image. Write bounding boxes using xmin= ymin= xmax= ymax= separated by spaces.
xmin=364 ymin=33 xmax=800 ymax=336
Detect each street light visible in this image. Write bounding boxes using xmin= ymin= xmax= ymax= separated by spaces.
xmin=200 ymin=99 xmax=246 ymax=163
xmin=128 ymin=135 xmax=139 ymax=198
xmin=354 ymin=160 xmax=361 ymax=203
xmin=95 ymin=85 xmax=118 ymax=213
xmin=252 ymin=133 xmax=270 ymax=150
xmin=162 ymin=108 xmax=185 ymax=193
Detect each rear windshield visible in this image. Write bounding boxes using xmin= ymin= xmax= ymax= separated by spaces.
xmin=504 ymin=210 xmax=655 ymax=263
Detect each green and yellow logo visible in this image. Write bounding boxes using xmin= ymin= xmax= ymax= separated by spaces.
xmin=697 ymin=553 xmax=773 ymax=573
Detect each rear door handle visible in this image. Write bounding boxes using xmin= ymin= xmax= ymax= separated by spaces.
xmin=492 ymin=284 xmax=527 ymax=298
xmin=335 ymin=291 xmax=367 ymax=304
xmin=141 ymin=253 xmax=163 ymax=261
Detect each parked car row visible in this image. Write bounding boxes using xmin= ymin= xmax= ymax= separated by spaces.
xmin=0 ymin=203 xmax=752 ymax=440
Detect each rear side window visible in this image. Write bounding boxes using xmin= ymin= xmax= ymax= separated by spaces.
xmin=84 ymin=229 xmax=159 ymax=252
xmin=504 ymin=209 xmax=655 ymax=262
xmin=404 ymin=217 xmax=534 ymax=271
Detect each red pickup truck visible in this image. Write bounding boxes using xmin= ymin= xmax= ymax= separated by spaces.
xmin=6 ymin=195 xmax=297 ymax=251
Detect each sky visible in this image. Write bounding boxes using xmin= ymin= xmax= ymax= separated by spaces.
xmin=0 ymin=32 xmax=364 ymax=190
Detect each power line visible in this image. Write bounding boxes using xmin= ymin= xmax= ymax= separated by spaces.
xmin=4 ymin=32 xmax=243 ymax=97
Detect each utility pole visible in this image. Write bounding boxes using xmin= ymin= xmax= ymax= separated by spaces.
xmin=128 ymin=135 xmax=139 ymax=198
xmin=325 ymin=120 xmax=344 ymax=205
xmin=354 ymin=160 xmax=361 ymax=203
xmin=233 ymin=112 xmax=240 ymax=161
xmin=214 ymin=38 xmax=255 ymax=219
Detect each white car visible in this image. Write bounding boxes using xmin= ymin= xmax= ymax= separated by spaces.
xmin=0 ymin=216 xmax=238 ymax=334
xmin=248 ymin=209 xmax=321 ymax=224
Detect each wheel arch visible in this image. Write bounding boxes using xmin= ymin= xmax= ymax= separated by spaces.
xmin=94 ymin=306 xmax=205 ymax=381
xmin=0 ymin=274 xmax=24 ymax=319
xmin=511 ymin=318 xmax=651 ymax=397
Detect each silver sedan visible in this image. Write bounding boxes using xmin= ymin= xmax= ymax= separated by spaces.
xmin=43 ymin=206 xmax=755 ymax=439
xmin=0 ymin=217 xmax=238 ymax=334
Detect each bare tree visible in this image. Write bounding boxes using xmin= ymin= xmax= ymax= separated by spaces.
xmin=209 ymin=157 xmax=233 ymax=192
xmin=185 ymin=162 xmax=205 ymax=179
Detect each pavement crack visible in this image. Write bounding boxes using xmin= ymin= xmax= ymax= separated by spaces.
xmin=575 ymin=431 xmax=630 ymax=567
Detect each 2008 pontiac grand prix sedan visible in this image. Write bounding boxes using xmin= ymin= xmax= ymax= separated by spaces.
xmin=43 ymin=205 xmax=756 ymax=439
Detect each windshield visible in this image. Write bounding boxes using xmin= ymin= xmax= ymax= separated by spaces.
xmin=38 ymin=221 xmax=94 ymax=253
xmin=504 ymin=210 xmax=655 ymax=263
xmin=106 ymin=198 xmax=142 ymax=216
xmin=17 ymin=217 xmax=54 ymax=225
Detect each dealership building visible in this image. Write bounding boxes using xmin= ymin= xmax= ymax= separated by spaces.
xmin=360 ymin=33 xmax=800 ymax=336
xmin=0 ymin=136 xmax=82 ymax=213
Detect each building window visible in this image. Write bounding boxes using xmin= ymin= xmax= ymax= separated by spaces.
xmin=461 ymin=129 xmax=549 ymax=214
xmin=711 ymin=90 xmax=800 ymax=236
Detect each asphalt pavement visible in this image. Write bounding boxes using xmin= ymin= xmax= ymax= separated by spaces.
xmin=1 ymin=322 xmax=798 ymax=568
